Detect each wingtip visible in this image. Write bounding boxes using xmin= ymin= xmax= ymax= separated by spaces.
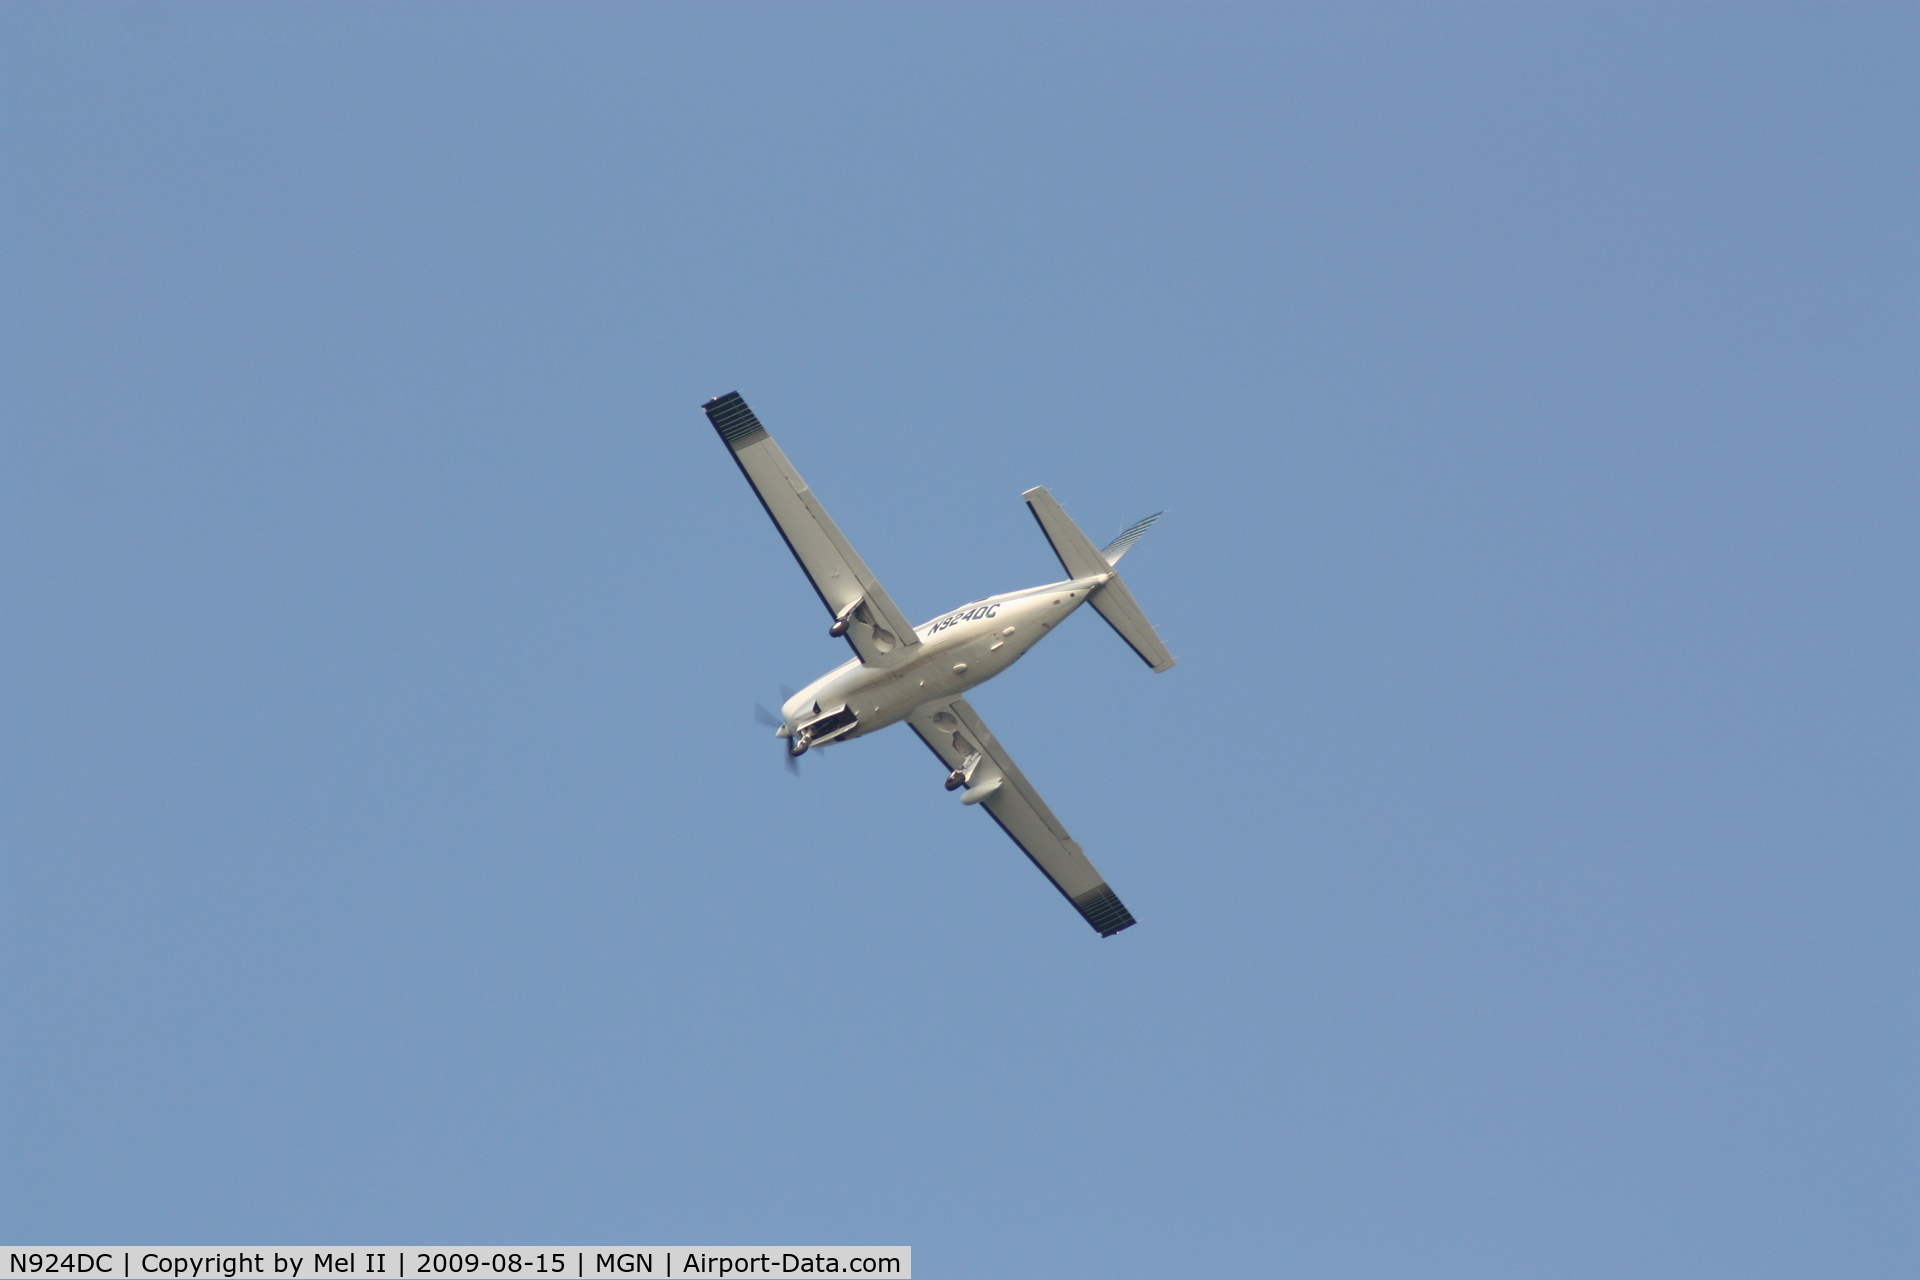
xmin=1072 ymin=884 xmax=1137 ymax=937
xmin=704 ymin=392 xmax=769 ymax=448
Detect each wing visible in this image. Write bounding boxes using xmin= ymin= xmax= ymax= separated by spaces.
xmin=907 ymin=697 xmax=1138 ymax=937
xmin=704 ymin=392 xmax=921 ymax=666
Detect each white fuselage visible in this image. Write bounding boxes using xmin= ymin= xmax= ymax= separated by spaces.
xmin=780 ymin=575 xmax=1109 ymax=749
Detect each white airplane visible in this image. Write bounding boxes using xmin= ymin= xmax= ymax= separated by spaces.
xmin=705 ymin=391 xmax=1175 ymax=937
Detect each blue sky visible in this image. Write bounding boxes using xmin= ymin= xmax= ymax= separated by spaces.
xmin=3 ymin=5 xmax=1913 ymax=1276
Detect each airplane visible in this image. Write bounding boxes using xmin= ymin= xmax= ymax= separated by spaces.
xmin=704 ymin=391 xmax=1175 ymax=937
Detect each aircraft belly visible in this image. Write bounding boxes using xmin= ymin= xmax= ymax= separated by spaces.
xmin=797 ymin=591 xmax=1075 ymax=742
xmin=821 ymin=651 xmax=972 ymax=739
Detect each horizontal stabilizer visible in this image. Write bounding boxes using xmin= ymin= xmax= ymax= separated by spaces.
xmin=1024 ymin=486 xmax=1175 ymax=673
xmin=1023 ymin=485 xmax=1110 ymax=579
xmin=1086 ymin=574 xmax=1174 ymax=673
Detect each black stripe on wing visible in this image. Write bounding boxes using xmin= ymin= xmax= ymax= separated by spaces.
xmin=703 ymin=391 xmax=770 ymax=449
xmin=1070 ymin=884 xmax=1138 ymax=937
